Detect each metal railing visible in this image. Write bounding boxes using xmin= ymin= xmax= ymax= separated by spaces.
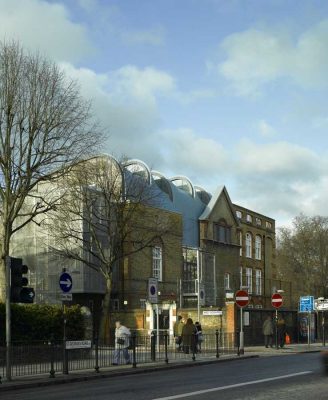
xmin=0 ymin=331 xmax=237 ymax=381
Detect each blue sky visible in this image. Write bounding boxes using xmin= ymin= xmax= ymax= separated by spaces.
xmin=2 ymin=0 xmax=328 ymax=226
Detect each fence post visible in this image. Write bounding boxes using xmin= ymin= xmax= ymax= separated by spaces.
xmin=192 ymin=333 xmax=196 ymax=361
xmin=216 ymin=330 xmax=220 ymax=359
xmin=151 ymin=331 xmax=156 ymax=362
xmin=164 ymin=331 xmax=168 ymax=364
xmin=132 ymin=332 xmax=137 ymax=368
xmin=94 ymin=336 xmax=99 ymax=373
xmin=49 ymin=339 xmax=56 ymax=378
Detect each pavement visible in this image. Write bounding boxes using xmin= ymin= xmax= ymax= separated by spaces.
xmin=0 ymin=343 xmax=326 ymax=392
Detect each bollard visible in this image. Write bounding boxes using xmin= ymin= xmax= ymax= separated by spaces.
xmin=132 ymin=332 xmax=137 ymax=368
xmin=94 ymin=336 xmax=99 ymax=373
xmin=49 ymin=340 xmax=56 ymax=378
xmin=164 ymin=331 xmax=168 ymax=364
xmin=216 ymin=330 xmax=220 ymax=359
xmin=151 ymin=331 xmax=156 ymax=362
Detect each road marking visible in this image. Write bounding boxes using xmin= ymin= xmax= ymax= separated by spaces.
xmin=152 ymin=371 xmax=312 ymax=400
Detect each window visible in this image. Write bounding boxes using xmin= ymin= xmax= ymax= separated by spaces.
xmin=239 ymin=231 xmax=242 ymax=256
xmin=240 ymin=267 xmax=243 ymax=288
xmin=152 ymin=246 xmax=162 ymax=281
xmin=256 ymin=218 xmax=262 ymax=226
xmin=255 ymin=269 xmax=262 ymax=295
xmin=224 ymin=273 xmax=231 ymax=290
xmin=215 ymin=220 xmax=232 ymax=244
xmin=236 ymin=210 xmax=242 ymax=219
xmin=266 ymin=221 xmax=272 ymax=229
xmin=246 ymin=214 xmax=252 ymax=223
xmin=246 ymin=233 xmax=252 ymax=258
xmin=246 ymin=267 xmax=253 ymax=293
xmin=255 ymin=235 xmax=262 ymax=260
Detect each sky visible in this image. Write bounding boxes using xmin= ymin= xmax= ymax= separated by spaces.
xmin=1 ymin=0 xmax=328 ymax=227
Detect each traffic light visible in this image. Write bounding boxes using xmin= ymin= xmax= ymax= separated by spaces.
xmin=9 ymin=257 xmax=35 ymax=303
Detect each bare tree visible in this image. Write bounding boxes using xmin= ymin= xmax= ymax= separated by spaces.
xmin=0 ymin=41 xmax=102 ymax=301
xmin=276 ymin=214 xmax=328 ymax=303
xmin=47 ymin=155 xmax=176 ymax=340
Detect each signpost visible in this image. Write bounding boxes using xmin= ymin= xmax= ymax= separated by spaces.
xmin=59 ymin=271 xmax=73 ymax=374
xmin=299 ymin=296 xmax=314 ymax=347
xmin=271 ymin=293 xmax=283 ymax=349
xmin=235 ymin=289 xmax=249 ymax=355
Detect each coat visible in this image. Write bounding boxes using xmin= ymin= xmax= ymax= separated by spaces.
xmin=263 ymin=319 xmax=273 ymax=336
xmin=115 ymin=325 xmax=130 ymax=349
xmin=174 ymin=321 xmax=184 ymax=337
xmin=182 ymin=323 xmax=196 ymax=347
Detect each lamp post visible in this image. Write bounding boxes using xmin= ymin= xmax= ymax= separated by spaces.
xmin=318 ymin=297 xmax=325 ymax=347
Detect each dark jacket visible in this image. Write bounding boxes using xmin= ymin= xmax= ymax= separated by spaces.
xmin=182 ymin=322 xmax=196 ymax=346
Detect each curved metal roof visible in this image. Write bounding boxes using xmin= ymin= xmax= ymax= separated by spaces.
xmin=170 ymin=176 xmax=195 ymax=197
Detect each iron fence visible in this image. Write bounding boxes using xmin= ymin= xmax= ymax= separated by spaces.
xmin=0 ymin=331 xmax=237 ymax=381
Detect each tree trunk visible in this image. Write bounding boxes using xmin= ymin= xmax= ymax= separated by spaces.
xmin=99 ymin=276 xmax=112 ymax=344
xmin=0 ymin=223 xmax=11 ymax=302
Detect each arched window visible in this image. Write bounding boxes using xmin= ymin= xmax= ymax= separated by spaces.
xmin=246 ymin=233 xmax=252 ymax=258
xmin=255 ymin=235 xmax=262 ymax=260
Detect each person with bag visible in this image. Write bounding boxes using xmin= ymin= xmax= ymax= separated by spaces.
xmin=173 ymin=315 xmax=184 ymax=351
xmin=113 ymin=320 xmax=131 ymax=365
xmin=195 ymin=321 xmax=203 ymax=353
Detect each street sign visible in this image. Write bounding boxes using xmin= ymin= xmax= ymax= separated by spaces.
xmin=148 ymin=277 xmax=158 ymax=303
xmin=271 ymin=293 xmax=283 ymax=309
xmin=203 ymin=310 xmax=223 ymax=316
xmin=65 ymin=340 xmax=91 ymax=350
xmin=59 ymin=272 xmax=73 ymax=293
xmin=235 ymin=290 xmax=249 ymax=308
xmin=60 ymin=293 xmax=73 ymax=301
xmin=299 ymin=296 xmax=314 ymax=312
xmin=315 ymin=299 xmax=328 ymax=310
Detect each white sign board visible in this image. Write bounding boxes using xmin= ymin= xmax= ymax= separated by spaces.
xmin=61 ymin=293 xmax=72 ymax=301
xmin=66 ymin=340 xmax=92 ymax=350
xmin=315 ymin=299 xmax=328 ymax=310
xmin=202 ymin=310 xmax=223 ymax=316
xmin=148 ymin=277 xmax=158 ymax=303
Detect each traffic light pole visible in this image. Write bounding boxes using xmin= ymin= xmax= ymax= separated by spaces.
xmin=5 ymin=256 xmax=12 ymax=381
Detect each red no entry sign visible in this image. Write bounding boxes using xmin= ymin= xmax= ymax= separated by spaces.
xmin=271 ymin=293 xmax=283 ymax=309
xmin=235 ymin=290 xmax=249 ymax=308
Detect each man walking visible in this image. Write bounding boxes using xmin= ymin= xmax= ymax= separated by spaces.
xmin=113 ymin=320 xmax=131 ymax=365
xmin=263 ymin=315 xmax=273 ymax=348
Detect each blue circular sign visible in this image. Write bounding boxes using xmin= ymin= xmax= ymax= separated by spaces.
xmin=59 ymin=272 xmax=73 ymax=293
xmin=150 ymin=285 xmax=156 ymax=295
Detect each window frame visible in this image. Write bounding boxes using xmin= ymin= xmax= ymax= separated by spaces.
xmin=255 ymin=235 xmax=262 ymax=260
xmin=246 ymin=267 xmax=253 ymax=294
xmin=224 ymin=272 xmax=231 ymax=290
xmin=246 ymin=232 xmax=252 ymax=258
xmin=255 ymin=269 xmax=262 ymax=295
xmin=152 ymin=246 xmax=163 ymax=282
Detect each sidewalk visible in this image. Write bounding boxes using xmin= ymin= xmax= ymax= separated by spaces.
xmin=0 ymin=343 xmax=326 ymax=392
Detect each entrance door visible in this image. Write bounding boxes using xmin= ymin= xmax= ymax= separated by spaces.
xmin=153 ymin=308 xmax=170 ymax=330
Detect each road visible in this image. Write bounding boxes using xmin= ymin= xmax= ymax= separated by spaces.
xmin=2 ymin=353 xmax=327 ymax=400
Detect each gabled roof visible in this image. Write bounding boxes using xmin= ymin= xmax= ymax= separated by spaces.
xmin=199 ymin=185 xmax=240 ymax=225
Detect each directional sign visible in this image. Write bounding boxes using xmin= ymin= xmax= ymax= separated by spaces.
xmin=235 ymin=290 xmax=249 ymax=308
xmin=299 ymin=296 xmax=314 ymax=312
xmin=271 ymin=293 xmax=283 ymax=309
xmin=59 ymin=272 xmax=73 ymax=293
xmin=148 ymin=277 xmax=158 ymax=303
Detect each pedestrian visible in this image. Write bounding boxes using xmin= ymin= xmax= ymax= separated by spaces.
xmin=195 ymin=321 xmax=203 ymax=353
xmin=262 ymin=315 xmax=273 ymax=348
xmin=113 ymin=320 xmax=131 ymax=365
xmin=277 ymin=316 xmax=286 ymax=348
xmin=182 ymin=318 xmax=197 ymax=354
xmin=173 ymin=315 xmax=184 ymax=351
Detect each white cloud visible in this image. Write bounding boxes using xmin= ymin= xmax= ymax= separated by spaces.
xmin=0 ymin=0 xmax=93 ymax=62
xmin=257 ymin=120 xmax=277 ymax=138
xmin=218 ymin=19 xmax=328 ymax=95
xmin=121 ymin=27 xmax=165 ymax=46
